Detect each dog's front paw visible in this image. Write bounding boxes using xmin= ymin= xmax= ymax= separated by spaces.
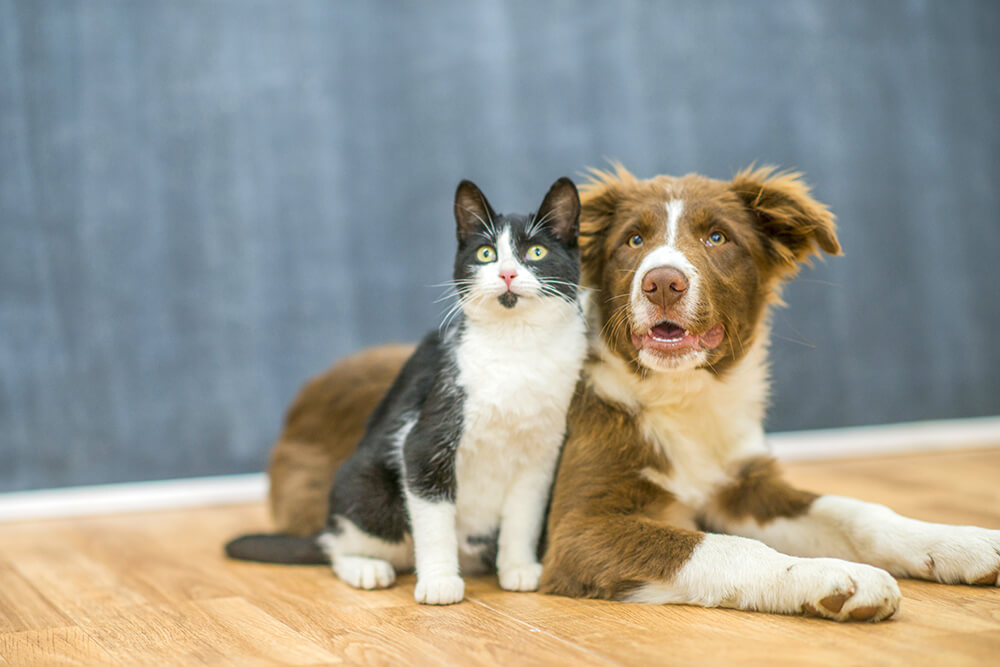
xmin=792 ymin=559 xmax=900 ymax=622
xmin=414 ymin=575 xmax=465 ymax=605
xmin=498 ymin=562 xmax=543 ymax=592
xmin=919 ymin=526 xmax=1000 ymax=586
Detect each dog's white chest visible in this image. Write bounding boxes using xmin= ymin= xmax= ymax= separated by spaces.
xmin=637 ymin=400 xmax=769 ymax=507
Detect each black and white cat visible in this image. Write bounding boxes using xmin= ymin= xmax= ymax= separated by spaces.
xmin=227 ymin=178 xmax=588 ymax=605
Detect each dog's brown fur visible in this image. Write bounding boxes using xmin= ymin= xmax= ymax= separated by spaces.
xmin=268 ymin=343 xmax=413 ymax=535
xmin=539 ymin=382 xmax=704 ymax=599
xmin=710 ymin=457 xmax=819 ymax=524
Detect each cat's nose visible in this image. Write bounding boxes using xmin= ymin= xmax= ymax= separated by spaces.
xmin=499 ymin=268 xmax=517 ymax=289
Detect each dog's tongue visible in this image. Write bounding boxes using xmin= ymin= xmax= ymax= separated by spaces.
xmin=647 ymin=322 xmax=726 ymax=350
xmin=651 ymin=322 xmax=686 ymax=341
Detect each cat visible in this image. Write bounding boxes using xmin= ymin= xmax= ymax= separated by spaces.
xmin=226 ymin=177 xmax=588 ymax=605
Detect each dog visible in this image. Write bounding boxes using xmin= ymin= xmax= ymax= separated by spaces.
xmin=257 ymin=165 xmax=1000 ymax=621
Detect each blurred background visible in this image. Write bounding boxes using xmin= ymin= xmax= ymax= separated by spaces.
xmin=2 ymin=0 xmax=998 ymax=493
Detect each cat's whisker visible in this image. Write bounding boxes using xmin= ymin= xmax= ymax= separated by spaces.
xmin=429 ymin=280 xmax=476 ymax=288
xmin=433 ymin=292 xmax=459 ymax=305
xmin=457 ymin=205 xmax=499 ymax=239
xmin=526 ymin=209 xmax=556 ymax=238
xmin=479 ymin=195 xmax=498 ymax=238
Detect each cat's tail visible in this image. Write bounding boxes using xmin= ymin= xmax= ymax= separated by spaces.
xmin=224 ymin=532 xmax=327 ymax=565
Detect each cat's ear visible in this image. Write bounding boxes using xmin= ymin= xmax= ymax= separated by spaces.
xmin=454 ymin=180 xmax=497 ymax=242
xmin=535 ymin=177 xmax=580 ymax=246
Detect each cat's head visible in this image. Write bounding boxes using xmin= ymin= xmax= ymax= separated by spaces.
xmin=452 ymin=178 xmax=581 ymax=319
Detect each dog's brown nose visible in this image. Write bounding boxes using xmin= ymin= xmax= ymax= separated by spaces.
xmin=642 ymin=266 xmax=688 ymax=310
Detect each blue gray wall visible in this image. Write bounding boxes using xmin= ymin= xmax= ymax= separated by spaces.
xmin=2 ymin=0 xmax=998 ymax=492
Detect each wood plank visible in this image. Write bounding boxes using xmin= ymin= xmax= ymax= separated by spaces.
xmin=80 ymin=598 xmax=339 ymax=666
xmin=306 ymin=592 xmax=612 ymax=666
xmin=0 ymin=561 xmax=72 ymax=633
xmin=2 ymin=543 xmax=148 ymax=625
xmin=0 ymin=627 xmax=119 ymax=666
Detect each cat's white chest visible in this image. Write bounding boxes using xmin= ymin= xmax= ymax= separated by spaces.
xmin=451 ymin=312 xmax=587 ymax=541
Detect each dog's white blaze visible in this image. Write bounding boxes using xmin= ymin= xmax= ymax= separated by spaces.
xmin=629 ymin=198 xmax=701 ymax=329
xmin=709 ymin=495 xmax=1000 ymax=585
xmin=664 ymin=198 xmax=684 ymax=247
xmin=624 ymin=533 xmax=901 ymax=621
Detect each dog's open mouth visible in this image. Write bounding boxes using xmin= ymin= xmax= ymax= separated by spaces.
xmin=631 ymin=320 xmax=725 ymax=354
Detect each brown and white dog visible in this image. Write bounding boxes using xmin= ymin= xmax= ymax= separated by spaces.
xmin=261 ymin=165 xmax=1000 ymax=621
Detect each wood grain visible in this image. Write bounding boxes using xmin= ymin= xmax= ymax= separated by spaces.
xmin=0 ymin=448 xmax=998 ymax=665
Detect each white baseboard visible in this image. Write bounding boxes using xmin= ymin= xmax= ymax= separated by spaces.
xmin=769 ymin=415 xmax=1000 ymax=461
xmin=0 ymin=473 xmax=267 ymax=524
xmin=1 ymin=416 xmax=998 ymax=523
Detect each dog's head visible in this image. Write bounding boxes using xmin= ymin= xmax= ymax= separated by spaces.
xmin=580 ymin=164 xmax=841 ymax=374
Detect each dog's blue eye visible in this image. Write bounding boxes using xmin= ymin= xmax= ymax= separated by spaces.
xmin=705 ymin=231 xmax=728 ymax=247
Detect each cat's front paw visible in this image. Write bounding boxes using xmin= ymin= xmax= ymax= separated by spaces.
xmin=498 ymin=561 xmax=543 ymax=592
xmin=414 ymin=575 xmax=465 ymax=605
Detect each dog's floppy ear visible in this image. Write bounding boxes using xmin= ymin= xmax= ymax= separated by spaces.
xmin=731 ymin=166 xmax=841 ymax=272
xmin=578 ymin=162 xmax=634 ymax=286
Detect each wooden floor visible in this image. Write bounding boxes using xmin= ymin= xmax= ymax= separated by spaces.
xmin=1 ymin=448 xmax=999 ymax=666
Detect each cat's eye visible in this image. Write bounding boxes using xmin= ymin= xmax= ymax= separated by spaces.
xmin=525 ymin=245 xmax=548 ymax=261
xmin=627 ymin=234 xmax=644 ymax=248
xmin=704 ymin=231 xmax=728 ymax=247
xmin=475 ymin=246 xmax=496 ymax=262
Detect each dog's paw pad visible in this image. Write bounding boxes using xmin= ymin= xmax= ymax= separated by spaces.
xmin=849 ymin=605 xmax=885 ymax=621
xmin=498 ymin=562 xmax=543 ymax=592
xmin=801 ymin=602 xmax=822 ymax=617
xmin=819 ymin=589 xmax=854 ymax=614
xmin=414 ymin=575 xmax=465 ymax=605
xmin=972 ymin=570 xmax=998 ymax=586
